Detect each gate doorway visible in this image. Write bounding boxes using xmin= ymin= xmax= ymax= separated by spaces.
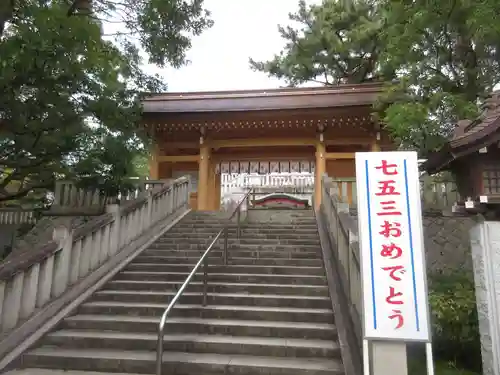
xmin=219 ymin=160 xmax=315 ymax=208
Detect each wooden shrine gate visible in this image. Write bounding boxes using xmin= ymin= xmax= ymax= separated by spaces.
xmin=140 ymin=83 xmax=394 ymax=211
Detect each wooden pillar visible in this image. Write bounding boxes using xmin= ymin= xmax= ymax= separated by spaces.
xmin=198 ymin=143 xmax=211 ymax=210
xmin=207 ymin=161 xmax=216 ymax=211
xmin=160 ymin=162 xmax=173 ymax=179
xmin=149 ymin=143 xmax=160 ymax=179
xmin=315 ymin=139 xmax=326 ymax=209
xmin=371 ymin=132 xmax=381 ymax=151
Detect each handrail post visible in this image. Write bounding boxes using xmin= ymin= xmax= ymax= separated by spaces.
xmin=236 ymin=207 xmax=241 ymax=238
xmin=246 ymin=190 xmax=251 ymax=209
xmin=223 ymin=226 xmax=228 ymax=265
xmin=203 ymin=258 xmax=208 ymax=306
xmin=156 ymin=328 xmax=163 ymax=375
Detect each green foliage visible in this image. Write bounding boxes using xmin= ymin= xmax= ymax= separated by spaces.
xmin=1 ymin=0 xmax=213 ymax=67
xmin=249 ymin=0 xmax=388 ymax=86
xmin=427 ymin=272 xmax=481 ymax=372
xmin=409 ymin=359 xmax=480 ymax=375
xmin=0 ymin=0 xmax=212 ymax=204
xmin=406 ymin=272 xmax=481 ymax=374
xmin=132 ymin=0 xmax=214 ymax=67
xmin=379 ymin=0 xmax=500 ymax=155
xmin=251 ymin=0 xmax=500 ymax=156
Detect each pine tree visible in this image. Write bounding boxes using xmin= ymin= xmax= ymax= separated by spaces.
xmin=250 ymin=0 xmax=500 ymax=156
xmin=249 ymin=0 xmax=391 ymax=86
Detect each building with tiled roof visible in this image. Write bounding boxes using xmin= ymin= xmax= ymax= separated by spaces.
xmin=423 ymin=91 xmax=500 ymax=209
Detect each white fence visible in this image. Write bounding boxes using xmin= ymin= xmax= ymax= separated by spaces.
xmin=221 ymin=173 xmax=315 ymax=208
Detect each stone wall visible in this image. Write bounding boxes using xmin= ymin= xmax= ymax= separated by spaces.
xmin=350 ymin=209 xmax=480 ymax=275
xmin=420 ymin=213 xmax=480 ymax=274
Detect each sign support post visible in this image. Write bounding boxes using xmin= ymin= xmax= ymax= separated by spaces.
xmin=372 ymin=341 xmax=408 ymax=375
xmin=355 ymin=151 xmax=434 ymax=375
xmin=426 ymin=342 xmax=435 ymax=375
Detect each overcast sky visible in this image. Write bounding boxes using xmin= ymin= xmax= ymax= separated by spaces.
xmin=140 ymin=0 xmax=322 ymax=92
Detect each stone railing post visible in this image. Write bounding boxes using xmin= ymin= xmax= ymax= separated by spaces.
xmin=106 ymin=204 xmax=121 ymax=256
xmin=53 ymin=181 xmax=64 ymax=206
xmin=185 ymin=176 xmax=191 ymax=208
xmin=51 ymin=226 xmax=73 ymax=298
xmin=141 ymin=190 xmax=152 ymax=230
xmin=168 ymin=183 xmax=175 ymax=215
xmin=470 ymin=221 xmax=500 ymax=375
xmin=1 ymin=274 xmax=23 ymax=331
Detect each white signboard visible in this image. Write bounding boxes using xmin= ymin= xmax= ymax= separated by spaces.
xmin=355 ymin=151 xmax=431 ymax=342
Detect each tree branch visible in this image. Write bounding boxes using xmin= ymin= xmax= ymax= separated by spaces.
xmin=0 ymin=180 xmax=53 ymax=203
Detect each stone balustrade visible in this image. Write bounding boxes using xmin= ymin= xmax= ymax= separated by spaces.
xmin=0 ymin=177 xmax=190 ymax=341
xmin=52 ymin=179 xmax=167 ymax=209
xmin=0 ymin=210 xmax=37 ymax=226
xmin=332 ymin=176 xmax=459 ymax=209
xmin=315 ymin=175 xmax=363 ymax=375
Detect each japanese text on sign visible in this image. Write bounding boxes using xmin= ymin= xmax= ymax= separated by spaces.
xmin=355 ymin=151 xmax=430 ymax=342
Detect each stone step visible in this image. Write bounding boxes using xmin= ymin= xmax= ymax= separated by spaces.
xmin=61 ymin=315 xmax=337 ymax=340
xmin=174 ymin=221 xmax=226 ymax=226
xmin=141 ymin=249 xmax=322 ymax=259
xmin=114 ymin=271 xmax=327 ymax=285
xmin=147 ymin=243 xmax=322 ymax=252
xmin=124 ymin=263 xmax=325 ymax=276
xmin=154 ymin=238 xmax=321 ymax=246
xmin=22 ymin=348 xmax=343 ymax=375
xmin=133 ymin=255 xmax=323 ymax=267
xmin=167 ymin=228 xmax=319 ymax=235
xmin=173 ymin=223 xmax=318 ymax=230
xmin=104 ymin=280 xmax=328 ymax=296
xmin=5 ymin=370 xmax=144 ymax=375
xmin=77 ymin=302 xmax=335 ymax=323
xmin=159 ymin=233 xmax=320 ymax=241
xmin=170 ymin=223 xmax=317 ymax=229
xmin=91 ymin=290 xmax=332 ymax=309
xmin=40 ymin=330 xmax=340 ymax=359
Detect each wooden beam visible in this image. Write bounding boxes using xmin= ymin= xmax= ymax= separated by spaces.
xmin=163 ymin=142 xmax=199 ymax=149
xmin=213 ymin=152 xmax=314 ymax=162
xmin=211 ymin=138 xmax=317 ymax=148
xmin=161 ymin=137 xmax=374 ymax=150
xmin=157 ymin=155 xmax=200 ymax=162
xmin=325 ymin=138 xmax=372 ymax=145
xmin=325 ymin=152 xmax=355 ymax=160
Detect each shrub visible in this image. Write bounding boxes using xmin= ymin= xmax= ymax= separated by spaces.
xmin=427 ymin=272 xmax=481 ymax=373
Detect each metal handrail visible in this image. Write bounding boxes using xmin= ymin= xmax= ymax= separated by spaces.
xmin=156 ymin=188 xmax=253 ymax=375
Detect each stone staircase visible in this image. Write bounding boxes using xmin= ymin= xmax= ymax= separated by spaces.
xmin=12 ymin=210 xmax=343 ymax=375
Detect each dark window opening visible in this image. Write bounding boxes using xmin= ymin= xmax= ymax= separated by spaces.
xmin=483 ymin=164 xmax=500 ymax=194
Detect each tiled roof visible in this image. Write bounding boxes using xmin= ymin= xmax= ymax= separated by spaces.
xmin=450 ymin=91 xmax=500 ymax=147
xmin=422 ymin=90 xmax=500 ymax=174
